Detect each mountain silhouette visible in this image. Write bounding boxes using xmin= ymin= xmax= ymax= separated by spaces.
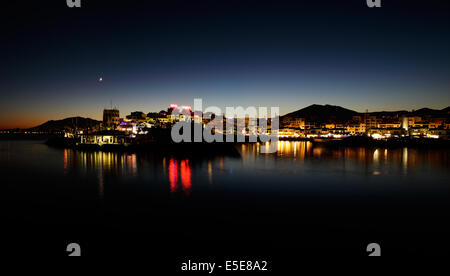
xmin=411 ymin=107 xmax=449 ymax=117
xmin=282 ymin=104 xmax=359 ymax=123
xmin=282 ymin=104 xmax=450 ymax=123
xmin=28 ymin=117 xmax=101 ymax=132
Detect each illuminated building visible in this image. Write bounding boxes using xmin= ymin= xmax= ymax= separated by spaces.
xmin=428 ymin=118 xmax=446 ymax=128
xmin=103 ymin=109 xmax=120 ymax=130
xmin=346 ymin=122 xmax=366 ymax=135
xmin=364 ymin=114 xmax=380 ymax=130
xmin=281 ymin=117 xmax=305 ymax=129
xmin=278 ymin=128 xmax=301 ymax=138
xmin=428 ymin=129 xmax=448 ymax=139
xmin=401 ymin=116 xmax=422 ymax=130
xmin=79 ymin=130 xmax=129 ymax=145
xmin=367 ymin=128 xmax=406 ymax=139
xmin=166 ymin=104 xmax=194 ymax=123
xmin=126 ymin=111 xmax=147 ymax=121
xmin=377 ymin=122 xmax=401 ymax=128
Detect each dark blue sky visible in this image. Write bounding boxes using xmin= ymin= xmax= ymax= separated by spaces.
xmin=1 ymin=0 xmax=449 ymax=128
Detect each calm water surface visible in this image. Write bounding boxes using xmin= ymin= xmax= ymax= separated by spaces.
xmin=1 ymin=140 xmax=449 ymax=257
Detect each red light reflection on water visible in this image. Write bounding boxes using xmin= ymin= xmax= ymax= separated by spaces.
xmin=180 ymin=160 xmax=192 ymax=196
xmin=169 ymin=158 xmax=178 ymax=193
xmin=168 ymin=158 xmax=192 ymax=196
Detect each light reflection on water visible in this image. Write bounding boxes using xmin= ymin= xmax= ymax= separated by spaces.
xmin=56 ymin=141 xmax=450 ymax=198
xmin=63 ymin=149 xmax=138 ymax=176
xmin=168 ymin=158 xmax=192 ymax=196
xmin=1 ymin=140 xmax=449 ymax=256
xmin=244 ymin=141 xmax=449 ymax=172
xmin=63 ymin=149 xmax=194 ymax=197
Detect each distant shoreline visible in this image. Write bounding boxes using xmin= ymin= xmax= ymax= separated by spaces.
xmin=310 ymin=136 xmax=450 ymax=149
xmin=0 ymin=133 xmax=51 ymax=140
xmin=1 ymin=133 xmax=450 ymax=150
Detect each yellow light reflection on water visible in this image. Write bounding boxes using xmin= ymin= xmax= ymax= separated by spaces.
xmin=208 ymin=160 xmax=213 ymax=184
xmin=373 ymin=149 xmax=379 ymax=163
xmin=402 ymin=147 xmax=408 ymax=173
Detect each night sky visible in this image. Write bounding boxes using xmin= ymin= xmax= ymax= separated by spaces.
xmin=1 ymin=0 xmax=449 ymax=128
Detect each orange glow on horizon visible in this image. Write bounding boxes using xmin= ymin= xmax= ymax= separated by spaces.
xmin=0 ymin=113 xmax=102 ymax=130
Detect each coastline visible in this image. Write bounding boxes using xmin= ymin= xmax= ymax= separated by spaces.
xmin=310 ymin=136 xmax=450 ymax=149
xmin=1 ymin=133 xmax=449 ymax=152
xmin=44 ymin=135 xmax=242 ymax=157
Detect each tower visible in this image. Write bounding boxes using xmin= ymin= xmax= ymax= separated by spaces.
xmin=103 ymin=108 xmax=120 ymax=130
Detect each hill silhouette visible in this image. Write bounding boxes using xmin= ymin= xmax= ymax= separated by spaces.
xmin=282 ymin=104 xmax=359 ymax=123
xmin=27 ymin=117 xmax=101 ymax=132
xmin=282 ymin=104 xmax=450 ymax=123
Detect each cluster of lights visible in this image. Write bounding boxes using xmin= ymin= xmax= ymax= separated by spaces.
xmin=170 ymin=104 xmax=192 ymax=110
xmin=170 ymin=104 xmax=192 ymax=111
xmin=371 ymin=133 xmax=403 ymax=139
xmin=371 ymin=133 xmax=383 ymax=140
xmin=278 ymin=132 xmax=300 ymax=138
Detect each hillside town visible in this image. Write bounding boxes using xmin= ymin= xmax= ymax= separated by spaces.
xmin=279 ymin=105 xmax=450 ymax=140
xmin=2 ymin=104 xmax=449 ymax=146
xmin=84 ymin=104 xmax=450 ymax=144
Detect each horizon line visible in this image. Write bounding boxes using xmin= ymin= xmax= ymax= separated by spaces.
xmin=1 ymin=103 xmax=449 ymax=130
